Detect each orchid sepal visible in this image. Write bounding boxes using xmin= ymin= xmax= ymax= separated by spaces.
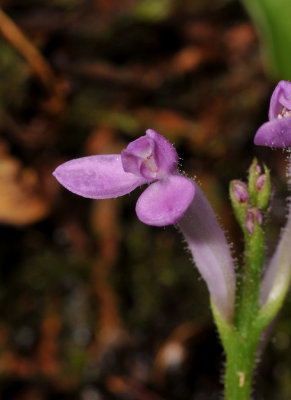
xmin=53 ymin=154 xmax=150 ymax=199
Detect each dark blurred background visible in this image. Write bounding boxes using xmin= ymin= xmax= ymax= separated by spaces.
xmin=0 ymin=0 xmax=291 ymax=399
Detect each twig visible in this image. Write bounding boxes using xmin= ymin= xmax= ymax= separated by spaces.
xmin=0 ymin=7 xmax=57 ymax=93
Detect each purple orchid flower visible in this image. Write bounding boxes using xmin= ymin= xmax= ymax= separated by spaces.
xmin=53 ymin=129 xmax=236 ymax=320
xmin=254 ymin=80 xmax=291 ymax=147
xmin=53 ymin=129 xmax=195 ymax=226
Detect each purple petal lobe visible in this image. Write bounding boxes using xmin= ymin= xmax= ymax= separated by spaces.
xmin=146 ymin=129 xmax=178 ymax=175
xmin=254 ymin=117 xmax=291 ymax=147
xmin=269 ymin=80 xmax=291 ymax=120
xmin=136 ymin=175 xmax=195 ymax=226
xmin=53 ymin=155 xmax=149 ymax=199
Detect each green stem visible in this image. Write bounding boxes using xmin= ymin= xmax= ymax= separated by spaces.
xmin=212 ymin=221 xmax=265 ymax=400
xmin=212 ymin=301 xmax=263 ymax=400
xmin=224 ymin=334 xmax=260 ymax=400
xmin=235 ymin=225 xmax=265 ymax=334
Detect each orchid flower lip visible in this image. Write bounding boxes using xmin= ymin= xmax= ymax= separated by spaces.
xmin=136 ymin=174 xmax=195 ymax=226
xmin=254 ymin=116 xmax=291 ymax=148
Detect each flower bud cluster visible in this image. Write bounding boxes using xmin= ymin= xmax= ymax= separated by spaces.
xmin=230 ymin=158 xmax=272 ymax=234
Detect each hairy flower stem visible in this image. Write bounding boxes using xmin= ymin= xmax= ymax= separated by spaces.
xmin=225 ymin=224 xmax=264 ymax=399
xmin=224 ymin=333 xmax=260 ymax=400
xmin=213 ymin=195 xmax=266 ymax=399
xmin=235 ymin=225 xmax=265 ymax=334
xmin=212 ymin=300 xmax=262 ymax=400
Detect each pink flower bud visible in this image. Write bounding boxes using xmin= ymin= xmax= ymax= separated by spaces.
xmin=256 ymin=174 xmax=266 ymax=191
xmin=245 ymin=207 xmax=263 ymax=234
xmin=231 ymin=180 xmax=249 ymax=203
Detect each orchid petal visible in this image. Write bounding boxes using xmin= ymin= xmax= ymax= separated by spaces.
xmin=269 ymin=80 xmax=291 ymax=120
xmin=254 ymin=117 xmax=291 ymax=147
xmin=53 ymin=155 xmax=149 ymax=199
xmin=121 ymin=136 xmax=157 ymax=179
xmin=136 ymin=175 xmax=195 ymax=226
xmin=146 ymin=129 xmax=178 ymax=174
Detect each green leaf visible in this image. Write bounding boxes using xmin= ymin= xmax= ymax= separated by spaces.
xmin=241 ymin=0 xmax=291 ymax=79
